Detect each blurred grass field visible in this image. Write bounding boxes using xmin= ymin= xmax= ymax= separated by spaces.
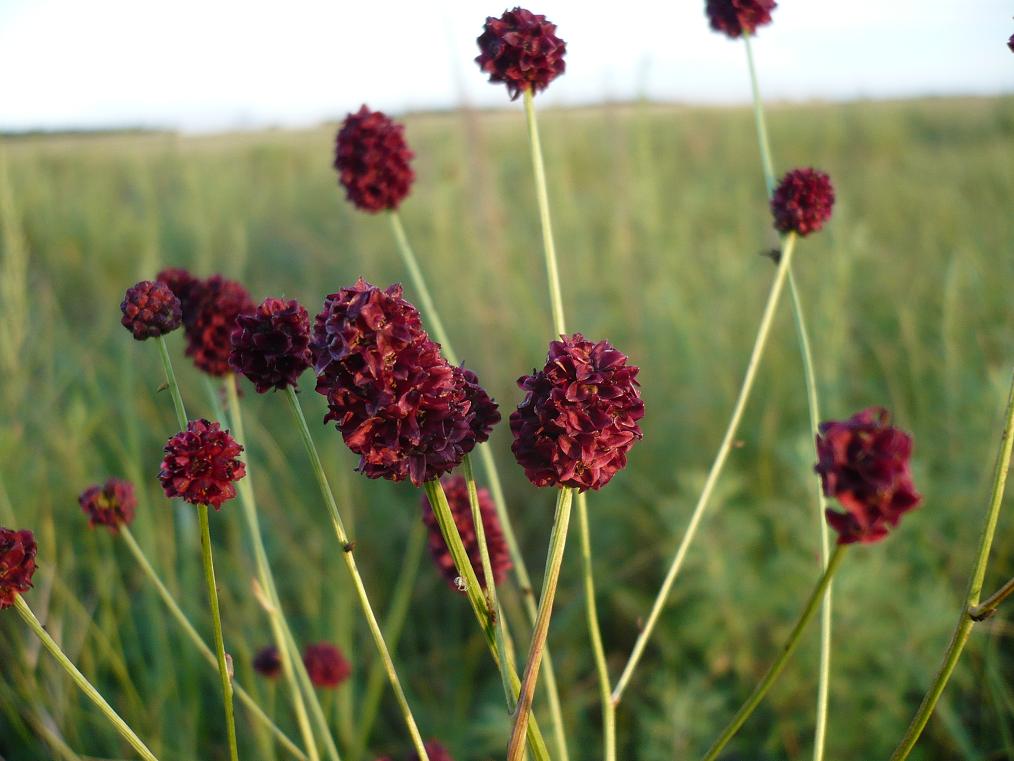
xmin=1 ymin=95 xmax=1013 ymax=761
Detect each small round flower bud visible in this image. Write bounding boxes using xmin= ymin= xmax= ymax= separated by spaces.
xmin=0 ymin=527 xmax=37 ymax=610
xmin=334 ymin=107 xmax=415 ymax=213
xmin=156 ymin=267 xmax=203 ymax=327
xmin=159 ymin=419 xmax=246 ymax=509
xmin=253 ymin=646 xmax=282 ymax=678
xmin=121 ymin=280 xmax=182 ymax=340
xmin=230 ymin=297 xmax=312 ymax=392
xmin=771 ymin=167 xmax=835 ymax=237
xmin=706 ymin=0 xmax=777 ymax=39
xmin=302 ymin=643 xmax=351 ymax=688
xmin=476 ymin=8 xmax=567 ymax=100
xmin=78 ymin=478 xmax=137 ymax=532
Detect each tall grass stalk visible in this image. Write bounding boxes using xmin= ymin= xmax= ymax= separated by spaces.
xmin=889 ymin=371 xmax=1014 ymax=760
xmin=13 ymin=595 xmax=161 ymax=761
xmin=743 ymin=30 xmax=833 ymax=761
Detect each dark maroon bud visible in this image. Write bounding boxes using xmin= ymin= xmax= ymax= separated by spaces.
xmin=156 ymin=268 xmax=203 ymax=328
xmin=182 ymin=275 xmax=255 ymax=377
xmin=229 ymin=297 xmax=312 ymax=393
xmin=253 ymin=645 xmax=282 ymax=679
xmin=771 ymin=167 xmax=835 ymax=237
xmin=334 ymin=106 xmax=415 ymax=213
xmin=0 ymin=528 xmax=37 ymax=610
xmin=476 ymin=7 xmax=566 ymax=100
xmin=78 ymin=478 xmax=137 ymax=532
xmin=706 ymin=0 xmax=777 ymax=39
xmin=121 ymin=280 xmax=182 ymax=340
xmin=302 ymin=642 xmax=351 ymax=688
xmin=159 ymin=419 xmax=246 ymax=509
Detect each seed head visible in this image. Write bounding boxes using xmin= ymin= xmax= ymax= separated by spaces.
xmin=476 ymin=7 xmax=566 ymax=100
xmin=771 ymin=167 xmax=835 ymax=237
xmin=302 ymin=642 xmax=351 ymax=688
xmin=0 ymin=528 xmax=37 ymax=610
xmin=229 ymin=297 xmax=312 ymax=392
xmin=706 ymin=0 xmax=777 ymax=39
xmin=158 ymin=419 xmax=246 ymax=509
xmin=334 ymin=106 xmax=415 ymax=213
xmin=78 ymin=478 xmax=137 ymax=532
xmin=121 ymin=280 xmax=182 ymax=340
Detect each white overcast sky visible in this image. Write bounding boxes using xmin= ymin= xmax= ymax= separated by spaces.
xmin=2 ymin=0 xmax=1013 ymax=132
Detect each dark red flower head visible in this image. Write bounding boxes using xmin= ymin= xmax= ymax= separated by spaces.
xmin=420 ymin=476 xmax=512 ymax=591
xmin=816 ymin=407 xmax=921 ymax=545
xmin=476 ymin=7 xmax=567 ymax=100
xmin=120 ymin=280 xmax=182 ymax=340
xmin=253 ymin=645 xmax=282 ymax=679
xmin=0 ymin=528 xmax=37 ymax=610
xmin=771 ymin=167 xmax=835 ymax=237
xmin=182 ymin=275 xmax=255 ymax=377
xmin=409 ymin=741 xmax=454 ymax=761
xmin=706 ymin=0 xmax=777 ymax=38
xmin=156 ymin=268 xmax=203 ymax=327
xmin=511 ymin=334 xmax=644 ymax=492
xmin=229 ymin=297 xmax=312 ymax=393
xmin=159 ymin=419 xmax=246 ymax=509
xmin=78 ymin=478 xmax=137 ymax=532
xmin=1008 ymin=33 xmax=1014 ymax=53
xmin=302 ymin=643 xmax=351 ymax=688
xmin=311 ymin=279 xmax=499 ymax=485
xmin=334 ymin=106 xmax=415 ymax=213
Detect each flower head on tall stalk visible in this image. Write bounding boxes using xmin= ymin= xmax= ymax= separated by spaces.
xmin=771 ymin=168 xmax=835 ymax=237
xmin=78 ymin=478 xmax=137 ymax=532
xmin=816 ymin=407 xmax=921 ymax=544
xmin=421 ymin=475 xmax=512 ymax=591
xmin=159 ymin=419 xmax=246 ymax=509
xmin=476 ymin=7 xmax=567 ymax=99
xmin=311 ymin=279 xmax=498 ymax=485
xmin=253 ymin=645 xmax=282 ymax=679
xmin=303 ymin=642 xmax=351 ymax=688
xmin=706 ymin=0 xmax=777 ymax=38
xmin=334 ymin=106 xmax=415 ymax=212
xmin=230 ymin=297 xmax=312 ymax=392
xmin=156 ymin=268 xmax=203 ymax=326
xmin=0 ymin=527 xmax=37 ymax=609
xmin=177 ymin=274 xmax=255 ymax=377
xmin=511 ymin=334 xmax=644 ymax=491
xmin=121 ymin=281 xmax=182 ymax=340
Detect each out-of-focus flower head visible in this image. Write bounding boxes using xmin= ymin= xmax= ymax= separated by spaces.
xmin=253 ymin=645 xmax=282 ymax=679
xmin=706 ymin=0 xmax=777 ymax=39
xmin=78 ymin=478 xmax=137 ymax=532
xmin=302 ymin=642 xmax=351 ymax=688
xmin=0 ymin=528 xmax=37 ymax=610
xmin=771 ymin=167 xmax=835 ymax=237
xmin=334 ymin=106 xmax=415 ymax=212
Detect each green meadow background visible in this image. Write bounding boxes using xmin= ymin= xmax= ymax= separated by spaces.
xmin=1 ymin=96 xmax=1013 ymax=760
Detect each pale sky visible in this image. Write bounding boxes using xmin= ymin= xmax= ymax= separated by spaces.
xmin=2 ymin=0 xmax=1012 ymax=133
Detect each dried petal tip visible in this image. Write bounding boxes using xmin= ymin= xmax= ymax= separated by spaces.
xmin=511 ymin=334 xmax=644 ymax=492
xmin=816 ymin=407 xmax=921 ymax=545
xmin=421 ymin=476 xmax=512 ymax=591
xmin=771 ymin=167 xmax=835 ymax=237
xmin=476 ymin=7 xmax=567 ymax=100
xmin=78 ymin=478 xmax=137 ymax=532
xmin=302 ymin=643 xmax=351 ymax=688
xmin=334 ymin=107 xmax=415 ymax=213
xmin=230 ymin=297 xmax=312 ymax=393
xmin=120 ymin=280 xmax=182 ymax=340
xmin=409 ymin=741 xmax=454 ymax=761
xmin=159 ymin=419 xmax=246 ymax=509
xmin=0 ymin=527 xmax=37 ymax=610
xmin=253 ymin=646 xmax=282 ymax=679
xmin=707 ymin=0 xmax=777 ymax=39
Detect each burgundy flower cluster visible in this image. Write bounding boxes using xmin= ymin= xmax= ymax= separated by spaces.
xmin=311 ymin=279 xmax=499 ymax=486
xmin=816 ymin=407 xmax=921 ymax=544
xmin=158 ymin=419 xmax=246 ymax=509
xmin=229 ymin=297 xmax=312 ymax=392
xmin=1008 ymin=33 xmax=1014 ymax=53
xmin=303 ymin=642 xmax=351 ymax=688
xmin=334 ymin=106 xmax=415 ymax=213
xmin=253 ymin=645 xmax=282 ymax=678
xmin=706 ymin=0 xmax=777 ymax=39
xmin=771 ymin=168 xmax=835 ymax=237
xmin=0 ymin=527 xmax=37 ymax=610
xmin=78 ymin=478 xmax=137 ymax=532
xmin=120 ymin=280 xmax=182 ymax=340
xmin=420 ymin=476 xmax=512 ymax=591
xmin=511 ymin=334 xmax=644 ymax=491
xmin=476 ymin=7 xmax=566 ymax=99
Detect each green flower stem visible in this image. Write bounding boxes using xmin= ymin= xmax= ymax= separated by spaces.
xmin=577 ymin=492 xmax=615 ymax=761
xmin=701 ymin=545 xmax=847 ymax=761
xmin=119 ymin=526 xmax=308 ymax=761
xmin=284 ymin=386 xmax=429 ymax=761
xmin=198 ymin=503 xmax=240 ymax=761
xmin=613 ymin=232 xmax=799 ymax=703
xmin=224 ymin=377 xmax=337 ymax=761
xmin=506 ymin=486 xmax=574 ymax=761
xmin=422 ymin=479 xmax=551 ymax=761
xmin=970 ymin=575 xmax=1014 ymax=621
xmin=744 ymin=32 xmax=833 ymax=759
xmin=13 ymin=595 xmax=161 ymax=761
xmin=889 ymin=372 xmax=1014 ymax=760
xmin=156 ymin=336 xmax=187 ymax=428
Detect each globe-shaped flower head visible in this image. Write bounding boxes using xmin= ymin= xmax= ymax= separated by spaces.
xmin=511 ymin=334 xmax=644 ymax=492
xmin=230 ymin=297 xmax=312 ymax=393
xmin=156 ymin=267 xmax=204 ymax=327
xmin=816 ymin=407 xmax=921 ymax=544
xmin=706 ymin=0 xmax=777 ymax=39
xmin=334 ymin=107 xmax=415 ymax=213
xmin=78 ymin=478 xmax=137 ymax=532
xmin=181 ymin=275 xmax=255 ymax=377
xmin=771 ymin=168 xmax=835 ymax=237
xmin=121 ymin=280 xmax=182 ymax=340
xmin=159 ymin=419 xmax=246 ymax=509
xmin=253 ymin=646 xmax=282 ymax=679
xmin=302 ymin=643 xmax=351 ymax=688
xmin=476 ymin=7 xmax=567 ymax=100
xmin=0 ymin=527 xmax=37 ymax=610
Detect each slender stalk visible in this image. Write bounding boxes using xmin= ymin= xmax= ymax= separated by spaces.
xmin=744 ymin=33 xmax=833 ymax=759
xmin=507 ymin=487 xmax=574 ymax=761
xmin=970 ymin=575 xmax=1014 ymax=621
xmin=613 ymin=232 xmax=799 ymax=703
xmin=422 ymin=479 xmax=552 ymax=761
xmin=224 ymin=377 xmax=336 ymax=761
xmin=120 ymin=527 xmax=308 ymax=761
xmin=577 ymin=492 xmax=615 ymax=761
xmin=13 ymin=595 xmax=161 ymax=761
xmin=890 ymin=372 xmax=1014 ymax=760
xmin=157 ymin=336 xmax=187 ymax=427
xmin=284 ymin=386 xmax=429 ymax=761
xmin=701 ymin=545 xmax=847 ymax=761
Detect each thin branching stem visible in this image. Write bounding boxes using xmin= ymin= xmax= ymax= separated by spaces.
xmin=969 ymin=575 xmax=1014 ymax=621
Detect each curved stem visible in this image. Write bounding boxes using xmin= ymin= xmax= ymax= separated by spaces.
xmin=284 ymin=386 xmax=429 ymax=761
xmin=507 ymin=487 xmax=574 ymax=761
xmin=701 ymin=545 xmax=847 ymax=761
xmin=890 ymin=371 xmax=1014 ymax=760
xmin=743 ymin=33 xmax=776 ymax=196
xmin=613 ymin=232 xmax=799 ymax=703
xmin=156 ymin=336 xmax=187 ymax=428
xmin=120 ymin=527 xmax=308 ymax=760
xmin=577 ymin=492 xmax=615 ymax=761
xmin=14 ymin=595 xmax=161 ymax=761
